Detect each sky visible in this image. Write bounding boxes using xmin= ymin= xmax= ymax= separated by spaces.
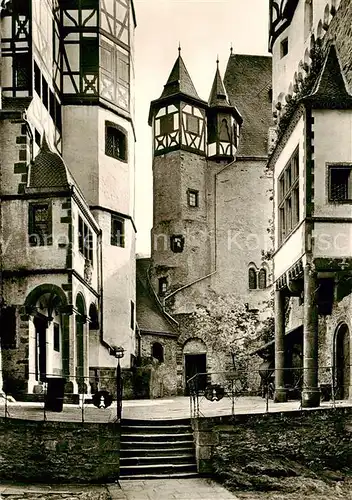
xmin=133 ymin=0 xmax=270 ymax=256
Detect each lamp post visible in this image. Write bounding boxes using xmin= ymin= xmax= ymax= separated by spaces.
xmin=112 ymin=346 xmax=125 ymax=423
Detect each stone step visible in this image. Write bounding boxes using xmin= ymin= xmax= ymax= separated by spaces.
xmin=119 ymin=463 xmax=197 ymax=477
xmin=122 ymin=418 xmax=191 ymax=426
xmin=120 ymin=446 xmax=194 ymax=457
xmin=120 ymin=433 xmax=193 ymax=443
xmin=119 ymin=471 xmax=199 ymax=480
xmin=122 ymin=424 xmax=192 ymax=434
xmin=120 ymin=439 xmax=194 ymax=449
xmin=120 ymin=454 xmax=194 ymax=466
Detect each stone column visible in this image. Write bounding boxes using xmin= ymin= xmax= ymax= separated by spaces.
xmin=274 ymin=289 xmax=287 ymax=402
xmin=302 ymin=263 xmax=320 ymax=407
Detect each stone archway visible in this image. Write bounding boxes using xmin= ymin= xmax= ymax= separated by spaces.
xmin=334 ymin=323 xmax=350 ymax=400
xmin=24 ymin=284 xmax=68 ymax=395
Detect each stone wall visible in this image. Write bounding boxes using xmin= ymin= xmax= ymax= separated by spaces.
xmin=0 ymin=418 xmax=120 ymax=483
xmin=192 ymin=407 xmax=352 ymax=475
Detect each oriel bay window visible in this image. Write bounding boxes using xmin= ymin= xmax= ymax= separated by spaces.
xmin=78 ymin=216 xmax=93 ymax=264
xmin=278 ymin=149 xmax=299 ymax=244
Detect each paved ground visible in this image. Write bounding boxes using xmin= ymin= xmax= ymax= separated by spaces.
xmin=114 ymin=478 xmax=238 ymax=499
xmin=0 ymin=396 xmax=350 ymax=422
xmin=0 ymin=480 xmax=238 ymax=500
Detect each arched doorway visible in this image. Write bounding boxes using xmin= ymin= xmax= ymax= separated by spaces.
xmin=183 ymin=338 xmax=207 ymax=395
xmin=334 ymin=323 xmax=350 ymax=400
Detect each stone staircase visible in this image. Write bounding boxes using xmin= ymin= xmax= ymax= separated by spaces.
xmin=119 ymin=418 xmax=198 ymax=479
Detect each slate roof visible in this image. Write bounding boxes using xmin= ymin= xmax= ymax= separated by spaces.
xmin=208 ymin=65 xmax=231 ymax=108
xmin=29 ymin=135 xmax=72 ymax=189
xmin=160 ymin=53 xmax=200 ymax=100
xmin=306 ymin=45 xmax=352 ymax=107
xmin=136 ymin=258 xmax=178 ymax=335
xmin=224 ymin=54 xmax=273 ymax=157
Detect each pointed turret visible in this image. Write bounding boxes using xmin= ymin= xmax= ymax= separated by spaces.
xmin=160 ymin=48 xmax=200 ymax=100
xmin=149 ymin=48 xmax=207 ymax=156
xmin=304 ymin=45 xmax=352 ymax=108
xmin=208 ymin=61 xmax=231 ymax=108
xmin=207 ymin=60 xmax=243 ymax=162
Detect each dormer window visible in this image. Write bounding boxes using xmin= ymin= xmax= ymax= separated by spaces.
xmin=105 ymin=122 xmax=128 ymax=161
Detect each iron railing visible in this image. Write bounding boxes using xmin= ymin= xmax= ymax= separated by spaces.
xmin=187 ymin=366 xmax=352 ymax=419
xmin=0 ymin=370 xmax=123 ymax=423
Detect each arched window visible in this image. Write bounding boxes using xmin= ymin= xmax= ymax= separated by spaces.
xmin=105 ymin=122 xmax=128 ymax=161
xmin=248 ymin=268 xmax=257 ymax=290
xmin=258 ymin=269 xmax=267 ymax=289
xmin=152 ymin=342 xmax=164 ymax=363
xmin=220 ymin=119 xmax=230 ymax=142
xmin=89 ymin=303 xmax=99 ymax=330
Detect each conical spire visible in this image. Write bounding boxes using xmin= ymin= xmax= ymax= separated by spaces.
xmin=160 ymin=49 xmax=200 ymax=100
xmin=208 ymin=60 xmax=231 ymax=108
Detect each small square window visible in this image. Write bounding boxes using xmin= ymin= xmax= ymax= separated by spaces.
xmin=280 ymin=38 xmax=289 ymax=58
xmin=53 ymin=323 xmax=60 ymax=352
xmin=186 ymin=114 xmax=199 ymax=135
xmin=28 ymin=203 xmax=52 ymax=247
xmin=159 ymin=114 xmax=174 ymax=135
xmin=111 ymin=216 xmax=125 ymax=247
xmin=329 ymin=166 xmax=352 ymax=202
xmin=188 ymin=189 xmax=199 ymax=207
xmin=158 ymin=277 xmax=168 ymax=295
xmin=105 ymin=125 xmax=127 ymax=161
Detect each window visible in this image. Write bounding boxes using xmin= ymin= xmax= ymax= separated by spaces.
xmin=278 ymin=149 xmax=299 ymax=244
xmin=248 ymin=268 xmax=257 ymax=290
xmin=220 ymin=119 xmax=230 ymax=142
xmin=187 ymin=189 xmax=199 ymax=208
xmin=105 ymin=124 xmax=127 ymax=161
xmin=34 ymin=61 xmax=41 ymax=96
xmin=130 ymin=301 xmax=135 ymax=329
xmin=42 ymin=75 xmax=48 ymax=109
xmin=28 ymin=203 xmax=52 ymax=246
xmin=158 ymin=277 xmax=168 ymax=295
xmin=81 ymin=37 xmax=99 ymax=72
xmin=160 ymin=114 xmax=174 ymax=135
xmin=186 ymin=114 xmax=199 ymax=135
xmin=280 ymin=38 xmax=289 ymax=58
xmin=258 ymin=269 xmax=267 ymax=289
xmin=1 ymin=306 xmax=17 ymax=349
xmin=53 ymin=323 xmax=60 ymax=352
xmin=329 ymin=166 xmax=352 ymax=202
xmin=152 ymin=342 xmax=164 ymax=363
xmin=111 ymin=215 xmax=125 ymax=247
xmin=14 ymin=53 xmax=30 ymax=90
xmin=78 ymin=216 xmax=93 ymax=263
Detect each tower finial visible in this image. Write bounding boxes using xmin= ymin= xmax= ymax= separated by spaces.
xmin=216 ymin=55 xmax=219 ymax=68
xmin=178 ymin=42 xmax=181 ymax=56
xmin=230 ymin=44 xmax=233 ymax=55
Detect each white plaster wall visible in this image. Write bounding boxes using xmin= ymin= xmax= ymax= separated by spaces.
xmin=92 ymin=210 xmax=136 ymax=369
xmin=313 ymin=222 xmax=352 ymax=257
xmin=274 ymin=222 xmax=306 ymax=279
xmin=313 ymin=109 xmax=352 ymax=217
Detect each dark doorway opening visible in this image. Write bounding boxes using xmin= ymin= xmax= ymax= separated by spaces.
xmin=335 ymin=323 xmax=350 ymax=400
xmin=184 ymin=354 xmax=207 ymax=395
xmin=34 ymin=317 xmax=47 ymax=381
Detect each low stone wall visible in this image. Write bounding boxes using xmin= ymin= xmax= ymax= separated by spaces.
xmin=192 ymin=407 xmax=352 ymax=475
xmin=0 ymin=418 xmax=120 ymax=483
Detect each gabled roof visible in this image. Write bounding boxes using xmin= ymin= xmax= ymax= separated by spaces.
xmin=224 ymin=54 xmax=273 ymax=157
xmin=29 ymin=135 xmax=73 ymax=190
xmin=160 ymin=52 xmax=200 ymax=100
xmin=305 ymin=45 xmax=352 ymax=108
xmin=136 ymin=258 xmax=178 ymax=336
